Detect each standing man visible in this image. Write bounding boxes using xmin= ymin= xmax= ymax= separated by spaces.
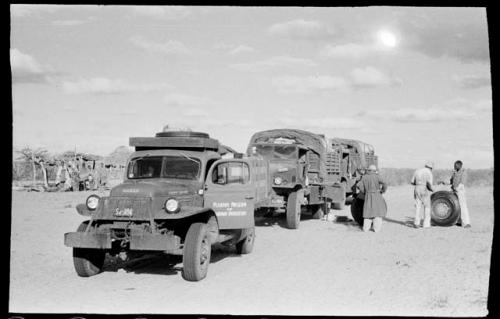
xmin=411 ymin=162 xmax=434 ymax=228
xmin=450 ymin=160 xmax=471 ymax=228
xmin=356 ymin=164 xmax=388 ymax=232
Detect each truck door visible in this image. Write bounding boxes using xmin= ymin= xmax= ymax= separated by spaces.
xmin=204 ymin=159 xmax=255 ymax=230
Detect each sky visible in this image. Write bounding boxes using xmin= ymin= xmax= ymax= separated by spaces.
xmin=10 ymin=5 xmax=493 ymax=168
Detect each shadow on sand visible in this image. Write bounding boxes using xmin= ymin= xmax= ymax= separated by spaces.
xmin=101 ymin=243 xmax=243 ymax=276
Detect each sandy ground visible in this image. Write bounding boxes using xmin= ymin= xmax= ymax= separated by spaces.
xmin=9 ymin=184 xmax=492 ymax=316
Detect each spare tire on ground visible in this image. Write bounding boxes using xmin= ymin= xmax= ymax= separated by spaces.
xmin=155 ymin=131 xmax=210 ymax=138
xmin=430 ymin=191 xmax=461 ymax=226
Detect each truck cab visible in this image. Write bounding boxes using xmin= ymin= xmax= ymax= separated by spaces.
xmin=64 ymin=131 xmax=260 ymax=281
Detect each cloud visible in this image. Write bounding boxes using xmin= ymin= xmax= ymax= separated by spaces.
xmin=10 ymin=4 xmax=60 ymax=18
xmin=349 ymin=66 xmax=402 ymax=88
xmin=51 ymin=19 xmax=87 ymax=26
xmin=131 ymin=6 xmax=191 ymax=19
xmin=10 ymin=48 xmax=58 ymax=84
xmin=163 ymin=93 xmax=214 ymax=107
xmin=364 ymin=98 xmax=491 ymax=122
xmin=213 ymin=43 xmax=257 ymax=55
xmin=272 ymin=67 xmax=401 ymax=94
xmin=130 ymin=36 xmax=192 ymax=55
xmin=268 ymin=19 xmax=333 ymax=39
xmin=61 ymin=77 xmax=171 ymax=95
xmin=230 ymin=55 xmax=317 ymax=72
xmin=228 ymin=45 xmax=257 ymax=55
xmin=453 ymin=74 xmax=491 ymax=89
xmin=320 ymin=43 xmax=378 ymax=58
xmin=276 ymin=116 xmax=364 ymax=130
xmin=397 ymin=9 xmax=489 ymax=63
xmin=272 ymin=75 xmax=349 ymax=94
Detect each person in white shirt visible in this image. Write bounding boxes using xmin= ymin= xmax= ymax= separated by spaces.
xmin=411 ymin=162 xmax=435 ymax=228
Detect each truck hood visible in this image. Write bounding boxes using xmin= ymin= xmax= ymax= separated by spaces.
xmin=110 ymin=180 xmax=199 ymax=198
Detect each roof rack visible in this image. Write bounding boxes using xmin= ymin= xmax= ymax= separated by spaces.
xmin=129 ymin=131 xmax=220 ymax=151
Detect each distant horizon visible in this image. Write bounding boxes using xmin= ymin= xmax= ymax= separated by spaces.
xmin=11 ymin=142 xmax=493 ymax=171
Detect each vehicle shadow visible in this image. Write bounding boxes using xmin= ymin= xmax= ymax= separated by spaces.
xmin=103 ymin=254 xmax=181 ymax=276
xmin=331 ymin=216 xmax=363 ymax=231
xmin=101 ymin=245 xmax=243 ymax=276
xmin=254 ymin=211 xmax=317 ymax=229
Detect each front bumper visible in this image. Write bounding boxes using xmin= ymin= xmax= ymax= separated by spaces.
xmin=64 ymin=230 xmax=181 ymax=251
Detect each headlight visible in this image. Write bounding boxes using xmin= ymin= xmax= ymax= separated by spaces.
xmin=86 ymin=195 xmax=100 ymax=210
xmin=165 ymin=198 xmax=180 ymax=213
xmin=274 ymin=176 xmax=282 ymax=185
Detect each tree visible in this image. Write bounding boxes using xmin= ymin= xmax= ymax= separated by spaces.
xmin=16 ymin=147 xmax=50 ymax=187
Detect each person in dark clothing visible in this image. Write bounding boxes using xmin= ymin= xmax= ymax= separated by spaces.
xmin=450 ymin=160 xmax=471 ymax=228
xmin=356 ymin=164 xmax=388 ymax=232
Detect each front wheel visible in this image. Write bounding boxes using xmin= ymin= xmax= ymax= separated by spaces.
xmin=236 ymin=227 xmax=255 ymax=254
xmin=286 ymin=190 xmax=302 ymax=229
xmin=73 ymin=221 xmax=106 ymax=277
xmin=182 ymin=223 xmax=211 ymax=281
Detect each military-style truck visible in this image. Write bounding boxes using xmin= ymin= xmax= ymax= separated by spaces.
xmin=64 ymin=131 xmax=267 ymax=281
xmin=246 ymin=129 xmax=347 ymax=229
xmin=328 ymin=138 xmax=378 ymax=208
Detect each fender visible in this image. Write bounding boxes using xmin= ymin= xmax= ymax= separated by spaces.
xmin=76 ymin=203 xmax=92 ymax=216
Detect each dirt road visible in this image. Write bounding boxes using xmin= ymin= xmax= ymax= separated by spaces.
xmin=9 ymin=185 xmax=492 ymax=316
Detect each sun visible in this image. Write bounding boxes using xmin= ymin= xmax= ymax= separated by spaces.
xmin=377 ymin=30 xmax=397 ymax=48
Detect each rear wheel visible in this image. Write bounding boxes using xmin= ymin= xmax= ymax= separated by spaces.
xmin=73 ymin=221 xmax=106 ymax=277
xmin=350 ymin=197 xmax=364 ymax=226
xmin=431 ymin=191 xmax=461 ymax=226
xmin=182 ymin=223 xmax=211 ymax=281
xmin=236 ymin=227 xmax=255 ymax=254
xmin=286 ymin=190 xmax=302 ymax=229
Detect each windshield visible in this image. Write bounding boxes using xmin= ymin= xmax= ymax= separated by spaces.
xmin=254 ymin=144 xmax=298 ymax=160
xmin=127 ymin=155 xmax=201 ymax=180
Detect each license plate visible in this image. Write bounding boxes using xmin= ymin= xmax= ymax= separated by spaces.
xmin=114 ymin=207 xmax=133 ymax=217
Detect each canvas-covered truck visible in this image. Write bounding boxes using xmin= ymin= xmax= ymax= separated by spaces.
xmin=64 ymin=131 xmax=268 ymax=281
xmin=329 ymin=138 xmax=378 ymax=209
xmin=246 ymin=129 xmax=346 ymax=229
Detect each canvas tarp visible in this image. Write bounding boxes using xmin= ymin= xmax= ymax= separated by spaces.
xmin=247 ymin=129 xmax=327 ymax=155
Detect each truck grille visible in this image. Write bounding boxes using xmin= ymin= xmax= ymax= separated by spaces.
xmin=98 ymin=196 xmax=153 ymax=220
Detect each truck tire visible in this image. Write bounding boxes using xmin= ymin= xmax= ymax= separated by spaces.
xmin=236 ymin=227 xmax=255 ymax=254
xmin=350 ymin=197 xmax=364 ymax=226
xmin=286 ymin=190 xmax=302 ymax=229
xmin=431 ymin=191 xmax=461 ymax=226
xmin=182 ymin=222 xmax=211 ymax=281
xmin=155 ymin=131 xmax=209 ymax=138
xmin=73 ymin=221 xmax=106 ymax=277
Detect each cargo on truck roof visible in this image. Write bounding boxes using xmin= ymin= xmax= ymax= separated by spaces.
xmin=246 ymin=128 xmax=327 ymax=157
xmin=129 ymin=130 xmax=238 ymax=156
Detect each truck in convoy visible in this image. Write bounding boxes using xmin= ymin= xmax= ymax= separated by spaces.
xmin=64 ymin=131 xmax=268 ymax=281
xmin=328 ymin=138 xmax=378 ymax=206
xmin=246 ymin=129 xmax=344 ymax=229
xmin=246 ymin=129 xmax=379 ymax=229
